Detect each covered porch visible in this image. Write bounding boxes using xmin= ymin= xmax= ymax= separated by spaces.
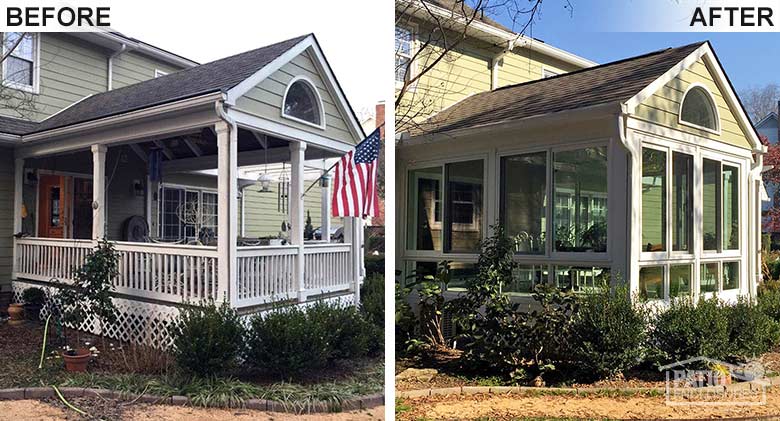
xmin=11 ymin=97 xmax=364 ymax=310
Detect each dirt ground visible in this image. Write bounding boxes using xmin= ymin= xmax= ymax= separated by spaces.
xmin=0 ymin=399 xmax=384 ymax=420
xmin=397 ymin=389 xmax=780 ymax=420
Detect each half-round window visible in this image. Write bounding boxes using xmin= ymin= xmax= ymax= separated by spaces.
xmin=282 ymin=78 xmax=323 ymax=127
xmin=680 ymin=85 xmax=718 ymax=131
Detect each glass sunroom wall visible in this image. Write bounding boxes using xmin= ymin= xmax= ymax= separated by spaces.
xmin=501 ymin=152 xmax=547 ymax=254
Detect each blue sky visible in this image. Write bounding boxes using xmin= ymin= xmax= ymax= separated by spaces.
xmin=490 ymin=1 xmax=780 ymax=92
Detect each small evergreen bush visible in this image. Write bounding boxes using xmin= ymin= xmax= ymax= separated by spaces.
xmin=308 ymin=301 xmax=376 ymax=359
xmin=364 ymin=254 xmax=385 ymax=277
xmin=758 ymin=285 xmax=780 ymax=322
xmin=360 ymin=273 xmax=384 ymax=329
xmin=22 ymin=287 xmax=46 ymax=306
xmin=571 ymin=286 xmax=648 ymax=380
xmin=170 ymin=301 xmax=245 ymax=377
xmin=727 ymin=297 xmax=780 ymax=358
xmin=245 ymin=305 xmax=330 ymax=375
xmin=652 ymin=297 xmax=730 ymax=363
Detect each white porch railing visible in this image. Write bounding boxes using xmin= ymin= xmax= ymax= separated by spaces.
xmin=14 ymin=238 xmax=355 ymax=308
xmin=303 ymin=243 xmax=352 ymax=295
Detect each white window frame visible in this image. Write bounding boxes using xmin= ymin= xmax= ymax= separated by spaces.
xmin=2 ymin=32 xmax=40 ymax=94
xmin=158 ymin=184 xmax=218 ymax=241
xmin=281 ymin=75 xmax=326 ymax=130
xmin=541 ymin=66 xmax=559 ymax=79
xmin=395 ymin=24 xmax=417 ymax=89
xmin=154 ymin=69 xmax=168 ymax=78
xmin=678 ymin=83 xmax=721 ymax=135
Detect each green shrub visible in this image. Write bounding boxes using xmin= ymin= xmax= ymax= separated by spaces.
xmin=728 ymin=297 xmax=780 ymax=358
xmin=364 ymin=254 xmax=384 ymax=277
xmin=22 ymin=287 xmax=46 ymax=306
xmin=308 ymin=301 xmax=377 ymax=359
xmin=246 ymin=305 xmax=330 ymax=375
xmin=571 ymin=286 xmax=648 ymax=380
xmin=652 ymin=297 xmax=730 ymax=363
xmin=759 ymin=287 xmax=780 ymax=321
xmin=361 ymin=273 xmax=384 ymax=328
xmin=170 ymin=301 xmax=245 ymax=377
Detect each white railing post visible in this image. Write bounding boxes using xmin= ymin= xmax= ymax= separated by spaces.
xmin=91 ymin=145 xmax=107 ymax=241
xmin=320 ymin=173 xmax=331 ymax=243
xmin=290 ymin=140 xmax=307 ymax=302
xmin=12 ymin=158 xmax=24 ymax=279
xmin=216 ymin=121 xmax=238 ymax=305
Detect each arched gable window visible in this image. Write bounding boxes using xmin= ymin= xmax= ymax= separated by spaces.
xmin=282 ymin=76 xmax=324 ymax=128
xmin=679 ymin=84 xmax=719 ymax=132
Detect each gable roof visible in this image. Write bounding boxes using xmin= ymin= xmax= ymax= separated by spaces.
xmin=21 ymin=35 xmax=309 ymax=135
xmin=409 ymin=42 xmax=705 ymax=137
xmin=756 ymin=112 xmax=778 ymax=128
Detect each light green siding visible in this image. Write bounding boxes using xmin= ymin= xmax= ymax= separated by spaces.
xmin=1 ymin=33 xmax=108 ymax=121
xmin=234 ymin=49 xmax=357 ymax=145
xmin=112 ymin=51 xmax=183 ymax=89
xmin=0 ymin=149 xmax=14 ymax=285
xmin=242 ymin=182 xmax=342 ymax=237
xmin=635 ymin=58 xmax=752 ymax=150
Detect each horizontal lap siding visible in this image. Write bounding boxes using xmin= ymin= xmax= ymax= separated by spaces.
xmin=498 ymin=50 xmax=581 ymax=88
xmin=0 ymin=150 xmax=13 ymax=285
xmin=235 ymin=49 xmax=356 ymax=145
xmin=112 ymin=51 xmax=183 ymax=89
xmin=635 ymin=58 xmax=752 ymax=150
xmin=242 ymin=182 xmax=343 ymax=237
xmin=1 ymin=33 xmax=108 ymax=121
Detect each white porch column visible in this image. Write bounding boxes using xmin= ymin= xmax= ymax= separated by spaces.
xmin=216 ymin=121 xmax=238 ymax=304
xmin=92 ymin=145 xmax=107 ymax=240
xmin=290 ymin=141 xmax=307 ymax=301
xmin=320 ymin=173 xmax=331 ymax=242
xmin=12 ymin=158 xmax=24 ymax=279
xmin=343 ymin=216 xmax=362 ymax=304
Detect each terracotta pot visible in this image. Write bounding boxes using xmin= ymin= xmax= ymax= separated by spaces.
xmin=7 ymin=303 xmax=24 ymax=325
xmin=62 ymin=348 xmax=91 ymax=372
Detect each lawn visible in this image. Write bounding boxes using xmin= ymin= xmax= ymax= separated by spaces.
xmin=0 ymin=321 xmax=384 ymax=413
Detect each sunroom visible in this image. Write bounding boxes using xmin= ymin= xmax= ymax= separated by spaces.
xmin=396 ymin=41 xmax=765 ymax=304
xmin=6 ymin=34 xmax=366 ymax=347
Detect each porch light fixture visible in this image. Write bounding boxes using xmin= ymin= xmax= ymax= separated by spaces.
xmin=257 ymin=172 xmax=273 ymax=193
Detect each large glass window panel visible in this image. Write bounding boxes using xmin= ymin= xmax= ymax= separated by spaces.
xmin=406 ymin=167 xmax=442 ymax=251
xmin=553 ymin=147 xmax=608 ymax=252
xmin=554 ymin=266 xmax=609 ymax=292
xmin=703 ymin=159 xmax=720 ymax=251
xmin=639 ymin=266 xmax=664 ymax=300
xmin=700 ymin=262 xmax=719 ymax=293
xmin=444 ymin=160 xmax=483 ymax=253
xmin=672 ymin=153 xmax=693 ymax=252
xmin=501 ymin=152 xmax=547 ymax=254
xmin=723 ymin=165 xmax=739 ymax=250
xmin=669 ymin=264 xmax=692 ymax=298
xmin=642 ymin=148 xmax=666 ymax=252
xmin=723 ymin=261 xmax=739 ymax=290
xmin=504 ymin=265 xmax=547 ymax=295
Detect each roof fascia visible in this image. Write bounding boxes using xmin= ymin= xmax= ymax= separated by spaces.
xmin=755 ymin=112 xmax=777 ymax=128
xmin=623 ymin=43 xmax=762 ymax=153
xmin=226 ymin=35 xmax=366 ymax=143
xmin=398 ymin=0 xmax=597 ymax=69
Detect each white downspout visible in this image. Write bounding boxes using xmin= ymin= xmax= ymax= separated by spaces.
xmin=490 ymin=39 xmax=516 ymax=90
xmin=616 ymin=109 xmax=639 ymax=297
xmin=107 ymin=43 xmax=127 ymax=91
xmin=215 ymin=98 xmax=239 ymax=305
xmin=750 ymin=148 xmax=766 ymax=300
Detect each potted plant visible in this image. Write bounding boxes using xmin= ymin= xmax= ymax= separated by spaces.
xmin=55 ymin=239 xmax=119 ymax=373
xmin=22 ymin=287 xmax=46 ymax=321
xmin=7 ymin=302 xmax=24 ymax=325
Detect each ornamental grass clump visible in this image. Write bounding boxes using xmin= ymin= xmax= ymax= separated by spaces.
xmin=170 ymin=301 xmax=245 ymax=377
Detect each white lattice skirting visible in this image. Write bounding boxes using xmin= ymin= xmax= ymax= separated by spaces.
xmin=12 ymin=281 xmax=355 ymax=349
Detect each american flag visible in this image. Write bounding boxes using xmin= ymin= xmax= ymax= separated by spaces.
xmin=332 ymin=128 xmax=381 ymax=218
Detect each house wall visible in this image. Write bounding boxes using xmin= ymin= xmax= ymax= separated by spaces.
xmin=241 ymin=183 xmax=339 ymax=238
xmin=634 ymin=58 xmax=752 ymax=150
xmin=111 ymin=51 xmax=183 ymax=89
xmin=0 ymin=149 xmax=14 ymax=286
xmin=234 ymin=49 xmax=356 ymax=146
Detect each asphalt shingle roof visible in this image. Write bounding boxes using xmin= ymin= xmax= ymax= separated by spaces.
xmin=24 ymin=34 xmax=309 ymax=135
xmin=410 ymin=41 xmax=706 ymax=137
xmin=0 ymin=115 xmax=39 ymax=135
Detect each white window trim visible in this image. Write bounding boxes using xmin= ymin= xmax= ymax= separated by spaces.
xmin=280 ymin=75 xmax=326 ymax=130
xmin=678 ymin=82 xmax=721 ymax=135
xmin=158 ymin=183 xmax=218 ymax=240
xmin=541 ymin=65 xmax=560 ymax=79
xmin=1 ymin=32 xmax=40 ymax=94
xmin=395 ymin=24 xmax=417 ymax=90
xmin=154 ymin=69 xmax=168 ymax=78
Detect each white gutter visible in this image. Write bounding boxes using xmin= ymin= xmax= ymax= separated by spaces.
xmin=107 ymin=43 xmax=128 ymax=91
xmin=94 ymin=31 xmax=198 ymax=68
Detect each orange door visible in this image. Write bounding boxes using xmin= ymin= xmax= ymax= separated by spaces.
xmin=38 ymin=175 xmax=68 ymax=238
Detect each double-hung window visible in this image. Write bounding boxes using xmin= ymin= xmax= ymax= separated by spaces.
xmin=395 ymin=26 xmax=414 ymax=84
xmin=3 ymin=32 xmax=37 ymax=91
xmin=158 ymin=185 xmax=218 ymax=241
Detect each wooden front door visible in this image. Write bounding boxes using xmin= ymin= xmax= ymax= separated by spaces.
xmin=38 ymin=175 xmax=68 ymax=238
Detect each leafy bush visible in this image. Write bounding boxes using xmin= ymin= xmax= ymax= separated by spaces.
xmin=571 ymin=286 xmax=648 ymax=380
xmin=360 ymin=273 xmax=384 ymax=328
xmin=308 ymin=301 xmax=377 ymax=359
xmin=652 ymin=297 xmax=730 ymax=363
xmin=395 ymin=279 xmax=417 ymax=354
xmin=22 ymin=287 xmax=46 ymax=306
xmin=364 ymin=254 xmax=384 ymax=277
xmin=759 ymin=286 xmax=780 ymax=322
xmin=727 ymin=297 xmax=780 ymax=358
xmin=170 ymin=301 xmax=245 ymax=377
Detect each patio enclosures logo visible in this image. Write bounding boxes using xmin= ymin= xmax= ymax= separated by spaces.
xmin=1 ymin=1 xmax=110 ymax=32
xmin=661 ymin=357 xmax=769 ymax=406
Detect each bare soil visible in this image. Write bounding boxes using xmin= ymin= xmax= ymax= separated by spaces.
xmin=397 ymin=389 xmax=780 ymax=420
